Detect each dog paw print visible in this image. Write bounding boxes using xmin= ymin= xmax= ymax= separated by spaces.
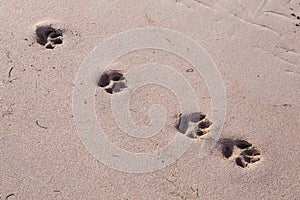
xmin=220 ymin=138 xmax=261 ymax=168
xmin=236 ymin=147 xmax=261 ymax=168
xmin=290 ymin=12 xmax=300 ymax=27
xmin=176 ymin=112 xmax=212 ymax=139
xmin=97 ymin=70 xmax=128 ymax=94
xmin=36 ymin=25 xmax=63 ymax=49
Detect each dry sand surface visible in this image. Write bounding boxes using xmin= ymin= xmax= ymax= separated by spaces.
xmin=1 ymin=0 xmax=300 ymax=199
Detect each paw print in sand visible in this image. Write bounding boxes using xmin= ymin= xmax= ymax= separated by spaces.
xmin=176 ymin=112 xmax=212 ymax=139
xmin=236 ymin=147 xmax=261 ymax=168
xmin=220 ymin=139 xmax=261 ymax=168
xmin=36 ymin=25 xmax=63 ymax=49
xmin=97 ymin=70 xmax=128 ymax=94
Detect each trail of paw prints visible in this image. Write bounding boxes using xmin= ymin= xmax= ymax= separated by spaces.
xmin=36 ymin=25 xmax=63 ymax=49
xmin=290 ymin=9 xmax=300 ymax=28
xmin=220 ymin=138 xmax=261 ymax=168
xmin=176 ymin=112 xmax=212 ymax=139
xmin=97 ymin=70 xmax=128 ymax=94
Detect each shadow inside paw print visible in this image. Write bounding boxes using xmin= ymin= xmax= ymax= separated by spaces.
xmin=97 ymin=70 xmax=127 ymax=94
xmin=219 ymin=138 xmax=261 ymax=168
xmin=36 ymin=25 xmax=63 ymax=49
xmin=176 ymin=112 xmax=212 ymax=139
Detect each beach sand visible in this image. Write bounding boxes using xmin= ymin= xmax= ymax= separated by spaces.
xmin=1 ymin=0 xmax=299 ymax=199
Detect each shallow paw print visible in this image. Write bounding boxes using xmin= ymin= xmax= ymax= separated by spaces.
xmin=176 ymin=112 xmax=212 ymax=139
xmin=220 ymin=138 xmax=261 ymax=168
xmin=97 ymin=70 xmax=128 ymax=94
xmin=36 ymin=25 xmax=63 ymax=49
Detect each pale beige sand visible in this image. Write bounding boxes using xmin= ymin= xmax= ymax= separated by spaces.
xmin=1 ymin=0 xmax=300 ymax=199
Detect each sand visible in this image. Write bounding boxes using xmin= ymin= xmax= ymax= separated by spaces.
xmin=1 ymin=0 xmax=299 ymax=199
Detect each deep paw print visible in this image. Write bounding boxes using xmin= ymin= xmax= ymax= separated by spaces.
xmin=36 ymin=25 xmax=63 ymax=49
xmin=220 ymin=138 xmax=261 ymax=168
xmin=97 ymin=70 xmax=127 ymax=94
xmin=176 ymin=112 xmax=212 ymax=139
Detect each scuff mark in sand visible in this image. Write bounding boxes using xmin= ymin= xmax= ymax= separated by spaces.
xmin=284 ymin=69 xmax=300 ymax=76
xmin=227 ymin=11 xmax=281 ymax=36
xmin=262 ymin=10 xmax=293 ymax=20
xmin=254 ymin=46 xmax=297 ymax=66
xmin=276 ymin=45 xmax=300 ymax=56
xmin=254 ymin=0 xmax=269 ymax=17
xmin=192 ymin=0 xmax=216 ymax=11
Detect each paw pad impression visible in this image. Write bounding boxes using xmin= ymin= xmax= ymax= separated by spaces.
xmin=236 ymin=147 xmax=261 ymax=167
xmin=220 ymin=139 xmax=261 ymax=168
xmin=97 ymin=70 xmax=127 ymax=94
xmin=177 ymin=112 xmax=212 ymax=139
xmin=36 ymin=25 xmax=63 ymax=49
